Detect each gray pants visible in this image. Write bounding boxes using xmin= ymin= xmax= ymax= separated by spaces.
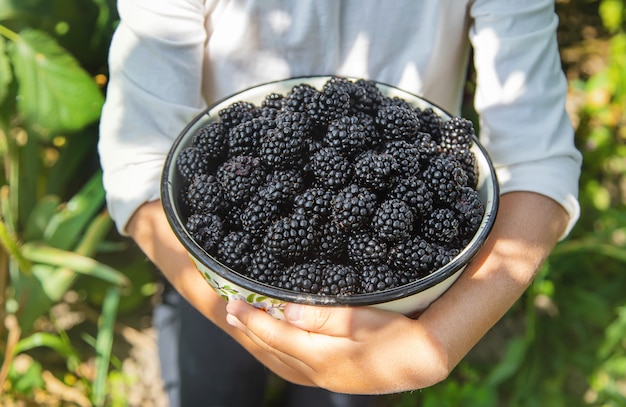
xmin=153 ymin=280 xmax=378 ymax=407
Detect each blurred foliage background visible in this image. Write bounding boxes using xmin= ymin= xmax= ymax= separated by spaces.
xmin=0 ymin=0 xmax=624 ymax=406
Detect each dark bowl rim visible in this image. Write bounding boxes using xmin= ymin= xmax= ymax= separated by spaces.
xmin=161 ymin=75 xmax=500 ymax=306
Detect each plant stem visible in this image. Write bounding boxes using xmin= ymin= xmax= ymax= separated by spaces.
xmin=0 ymin=24 xmax=19 ymax=43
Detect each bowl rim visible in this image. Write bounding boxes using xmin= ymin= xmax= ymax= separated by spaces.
xmin=161 ymin=75 xmax=500 ymax=306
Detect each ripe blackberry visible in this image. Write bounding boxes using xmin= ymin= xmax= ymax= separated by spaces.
xmin=274 ymin=110 xmax=315 ymax=135
xmin=258 ymin=169 xmax=304 ymax=204
xmin=432 ymin=244 xmax=460 ymax=270
xmin=324 ymin=115 xmax=375 ymax=158
xmin=216 ymin=155 xmax=266 ymax=205
xmin=346 ymin=232 xmax=388 ymax=268
xmin=439 ymin=116 xmax=475 ymax=155
xmin=415 ymin=107 xmax=442 ymax=142
xmin=388 ymin=237 xmax=436 ymax=280
xmin=383 ymin=140 xmax=422 ymax=175
xmin=422 ymin=155 xmax=468 ymax=202
xmin=228 ymin=116 xmax=274 ymax=157
xmin=315 ymin=221 xmax=347 ymax=260
xmin=453 ymin=186 xmax=485 ymax=241
xmin=361 ymin=263 xmax=400 ymax=293
xmin=320 ymin=263 xmax=361 ymax=295
xmin=177 ymin=146 xmax=209 ymax=182
xmin=277 ymin=262 xmax=323 ymax=294
xmin=216 ymin=231 xmax=256 ymax=271
xmin=308 ymin=80 xmax=352 ymax=125
xmin=292 ymin=187 xmax=335 ymax=219
xmin=284 ymin=83 xmax=319 ymax=114
xmin=310 ymin=147 xmax=353 ymax=190
xmin=372 ymin=198 xmax=415 ymax=242
xmin=381 ymin=96 xmax=415 ymax=111
xmin=185 ymin=174 xmax=229 ymax=215
xmin=240 ymin=195 xmax=282 ymax=237
xmin=422 ymin=208 xmax=460 ymax=245
xmin=389 ymin=176 xmax=434 ymax=217
xmin=218 ymin=101 xmax=255 ymax=129
xmin=247 ymin=249 xmax=284 ymax=285
xmin=413 ymin=132 xmax=439 ymax=159
xmin=192 ymin=122 xmax=228 ymax=161
xmin=331 ymin=184 xmax=378 ymax=232
xmin=186 ymin=212 xmax=224 ymax=252
xmin=352 ymin=78 xmax=386 ymax=115
xmin=449 ymin=149 xmax=479 ymax=189
xmin=262 ymin=92 xmax=285 ymax=110
xmin=353 ymin=150 xmax=398 ymax=191
xmin=263 ymin=213 xmax=318 ymax=262
xmin=259 ymin=122 xmax=306 ymax=169
xmin=375 ymin=104 xmax=420 ymax=141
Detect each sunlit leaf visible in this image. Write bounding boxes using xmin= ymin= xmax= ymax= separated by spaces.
xmin=8 ymin=28 xmax=104 ymax=135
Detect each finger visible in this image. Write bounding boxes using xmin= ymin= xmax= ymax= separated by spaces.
xmin=283 ymin=303 xmax=398 ymax=338
xmin=226 ymin=300 xmax=319 ymax=371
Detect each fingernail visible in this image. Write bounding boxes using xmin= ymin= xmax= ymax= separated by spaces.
xmin=226 ymin=312 xmax=241 ymax=329
xmin=285 ymin=304 xmax=303 ymax=322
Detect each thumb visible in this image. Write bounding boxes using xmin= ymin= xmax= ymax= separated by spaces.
xmin=284 ymin=303 xmax=389 ymax=337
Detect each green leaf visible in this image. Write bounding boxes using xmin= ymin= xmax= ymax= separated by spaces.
xmin=20 ymin=242 xmax=130 ymax=288
xmin=44 ymin=170 xmax=105 ymax=250
xmin=485 ymin=337 xmax=529 ymax=387
xmin=599 ymin=0 xmax=624 ymax=32
xmin=0 ymin=36 xmax=12 ymax=105
xmin=22 ymin=194 xmax=61 ymax=241
xmin=92 ymin=287 xmax=120 ymax=407
xmin=14 ymin=332 xmax=81 ymax=371
xmin=8 ymin=357 xmax=45 ymax=396
xmin=8 ymin=28 xmax=104 ymax=134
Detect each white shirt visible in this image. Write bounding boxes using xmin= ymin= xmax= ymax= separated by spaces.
xmin=98 ymin=0 xmax=582 ymax=237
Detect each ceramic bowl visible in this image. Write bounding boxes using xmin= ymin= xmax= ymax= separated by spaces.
xmin=161 ymin=76 xmax=499 ymax=319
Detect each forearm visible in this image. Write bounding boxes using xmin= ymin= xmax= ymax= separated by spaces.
xmin=417 ymin=191 xmax=570 ymax=374
xmin=126 ymin=200 xmax=316 ymax=385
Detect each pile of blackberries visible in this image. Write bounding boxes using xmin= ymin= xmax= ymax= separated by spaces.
xmin=176 ymin=77 xmax=485 ymax=296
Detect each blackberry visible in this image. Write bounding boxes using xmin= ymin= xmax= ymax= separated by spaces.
xmin=308 ymin=80 xmax=352 ymax=125
xmin=259 ymin=121 xmax=306 ymax=169
xmin=331 ymin=184 xmax=378 ymax=232
xmin=361 ymin=263 xmax=400 ymax=293
xmin=277 ymin=262 xmax=323 ymax=294
xmin=413 ymin=132 xmax=439 ymax=159
xmin=320 ymin=263 xmax=361 ymax=295
xmin=389 ymin=176 xmax=434 ymax=217
xmin=372 ymin=198 xmax=415 ymax=242
xmin=422 ymin=208 xmax=460 ymax=245
xmin=228 ymin=116 xmax=274 ymax=157
xmin=439 ymin=116 xmax=475 ymax=155
xmin=216 ymin=231 xmax=255 ymax=271
xmin=247 ymin=249 xmax=284 ymax=285
xmin=310 ymin=147 xmax=353 ymax=190
xmin=432 ymin=244 xmax=460 ymax=270
xmin=262 ymin=92 xmax=285 ymax=110
xmin=258 ymin=169 xmax=304 ymax=204
xmin=381 ymin=96 xmax=415 ymax=111
xmin=240 ymin=195 xmax=282 ymax=237
xmin=453 ymin=186 xmax=485 ymax=241
xmin=383 ymin=140 xmax=422 ymax=175
xmin=388 ymin=237 xmax=436 ymax=280
xmin=324 ymin=115 xmax=375 ymax=158
xmin=218 ymin=101 xmax=255 ymax=129
xmin=353 ymin=150 xmax=398 ymax=191
xmin=375 ymin=104 xmax=420 ymax=141
xmin=422 ymin=155 xmax=468 ymax=202
xmin=284 ymin=83 xmax=319 ymax=114
xmin=449 ymin=149 xmax=479 ymax=189
xmin=315 ymin=221 xmax=347 ymax=260
xmin=216 ymin=155 xmax=266 ymax=205
xmin=185 ymin=212 xmax=224 ymax=252
xmin=352 ymin=78 xmax=386 ymax=115
xmin=415 ymin=107 xmax=442 ymax=142
xmin=177 ymin=146 xmax=209 ymax=182
xmin=263 ymin=213 xmax=318 ymax=262
xmin=192 ymin=122 xmax=228 ymax=161
xmin=185 ymin=174 xmax=229 ymax=215
xmin=274 ymin=110 xmax=315 ymax=135
xmin=292 ymin=187 xmax=335 ymax=219
xmin=346 ymin=232 xmax=388 ymax=268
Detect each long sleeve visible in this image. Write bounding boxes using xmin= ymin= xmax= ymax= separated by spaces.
xmin=469 ymin=0 xmax=582 ymax=237
xmin=98 ymin=0 xmax=208 ymax=234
